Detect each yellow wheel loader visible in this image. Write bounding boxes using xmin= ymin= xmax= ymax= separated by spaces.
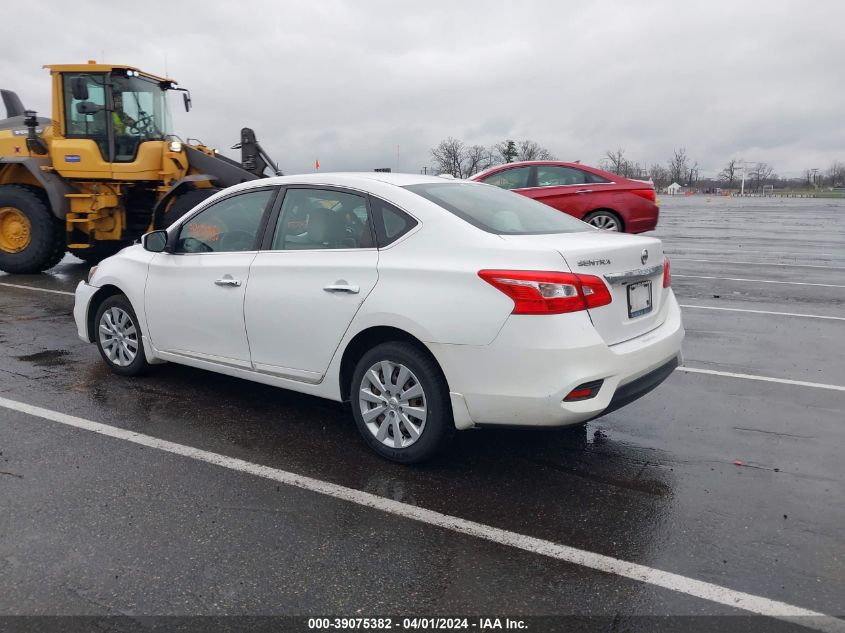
xmin=0 ymin=62 xmax=280 ymax=273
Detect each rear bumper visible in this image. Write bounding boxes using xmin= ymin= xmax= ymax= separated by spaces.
xmin=429 ymin=291 xmax=684 ymax=428
xmin=593 ymin=355 xmax=678 ymax=419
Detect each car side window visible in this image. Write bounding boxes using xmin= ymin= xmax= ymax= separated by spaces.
xmin=272 ymin=188 xmax=375 ymax=250
xmin=481 ymin=166 xmax=531 ymax=190
xmin=535 ymin=166 xmax=589 ymax=187
xmin=175 ymin=189 xmax=273 ymax=254
xmin=370 ymin=197 xmax=418 ymax=246
xmin=586 ymin=171 xmax=612 ymax=184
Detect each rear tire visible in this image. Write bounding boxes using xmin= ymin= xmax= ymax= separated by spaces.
xmin=94 ymin=294 xmax=150 ymax=377
xmin=0 ymin=185 xmax=65 ymax=274
xmin=155 ymin=188 xmax=220 ymax=229
xmin=584 ymin=210 xmax=623 ymax=232
xmin=350 ymin=342 xmax=454 ymax=463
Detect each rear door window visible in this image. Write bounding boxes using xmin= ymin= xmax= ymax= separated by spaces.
xmin=535 ymin=165 xmax=589 ymax=186
xmin=369 ymin=197 xmax=418 ymax=246
xmin=271 ymin=188 xmax=376 ymax=250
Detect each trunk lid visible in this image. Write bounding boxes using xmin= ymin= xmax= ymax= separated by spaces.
xmin=499 ymin=230 xmax=667 ymax=345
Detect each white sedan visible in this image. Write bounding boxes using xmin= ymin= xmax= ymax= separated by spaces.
xmin=74 ymin=173 xmax=684 ymax=462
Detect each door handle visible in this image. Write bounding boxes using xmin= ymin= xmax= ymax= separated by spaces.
xmin=214 ymin=277 xmax=242 ymax=287
xmin=323 ymin=283 xmax=360 ymax=294
xmin=575 ymin=189 xmax=593 ymax=194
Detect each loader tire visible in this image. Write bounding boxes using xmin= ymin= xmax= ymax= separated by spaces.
xmin=70 ymin=242 xmax=129 ymax=265
xmin=155 ymin=188 xmax=220 ymax=229
xmin=0 ymin=185 xmax=66 ymax=274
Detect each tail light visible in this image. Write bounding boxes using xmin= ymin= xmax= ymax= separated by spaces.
xmin=478 ymin=270 xmax=612 ymax=315
xmin=631 ymin=188 xmax=656 ymax=202
xmin=663 ymin=256 xmax=671 ymax=288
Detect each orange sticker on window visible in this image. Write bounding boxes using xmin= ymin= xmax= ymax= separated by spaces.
xmin=188 ymin=223 xmax=221 ymax=242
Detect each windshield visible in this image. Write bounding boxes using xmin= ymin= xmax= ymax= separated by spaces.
xmin=404 ymin=182 xmax=591 ymax=235
xmin=111 ymin=75 xmax=172 ymax=138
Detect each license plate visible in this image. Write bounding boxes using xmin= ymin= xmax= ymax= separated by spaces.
xmin=627 ymin=281 xmax=653 ymax=318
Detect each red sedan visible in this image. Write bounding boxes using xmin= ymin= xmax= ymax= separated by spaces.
xmin=470 ymin=161 xmax=658 ymax=233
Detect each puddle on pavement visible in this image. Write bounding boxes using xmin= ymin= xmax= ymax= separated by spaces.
xmin=14 ymin=350 xmax=71 ymax=367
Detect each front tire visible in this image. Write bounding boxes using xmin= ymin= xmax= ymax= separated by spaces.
xmin=94 ymin=295 xmax=150 ymax=377
xmin=0 ymin=185 xmax=65 ymax=273
xmin=351 ymin=342 xmax=454 ymax=463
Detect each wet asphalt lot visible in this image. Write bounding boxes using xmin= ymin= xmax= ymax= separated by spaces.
xmin=0 ymin=195 xmax=843 ymax=630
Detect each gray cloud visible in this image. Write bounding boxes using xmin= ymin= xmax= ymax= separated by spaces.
xmin=4 ymin=0 xmax=843 ymax=178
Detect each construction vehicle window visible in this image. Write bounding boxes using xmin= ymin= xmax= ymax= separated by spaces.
xmin=175 ymin=190 xmax=273 ymax=254
xmin=63 ymin=73 xmax=109 ymax=159
xmin=272 ymin=189 xmax=376 ymax=250
xmin=110 ymin=75 xmax=173 ymax=163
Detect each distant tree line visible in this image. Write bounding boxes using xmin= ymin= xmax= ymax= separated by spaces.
xmin=429 ymin=137 xmax=554 ymax=178
xmin=430 ymin=137 xmax=844 ymax=192
xmin=603 ymin=148 xmax=845 ymax=193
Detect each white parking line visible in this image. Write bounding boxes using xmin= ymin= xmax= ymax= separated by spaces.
xmin=0 ymin=282 xmax=75 ymax=296
xmin=673 ymin=275 xmax=845 ymax=289
xmin=675 ymin=258 xmax=845 ymax=270
xmin=680 ymin=304 xmax=845 ymax=321
xmin=677 ymin=367 xmax=845 ymax=392
xmin=1 ymin=396 xmax=843 ymax=632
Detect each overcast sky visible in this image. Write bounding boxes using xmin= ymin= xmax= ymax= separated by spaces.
xmin=4 ymin=1 xmax=844 ymax=178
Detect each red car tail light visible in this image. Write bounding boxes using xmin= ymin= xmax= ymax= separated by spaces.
xmin=631 ymin=188 xmax=656 ymax=202
xmin=663 ymin=256 xmax=671 ymax=288
xmin=478 ymin=270 xmax=612 ymax=315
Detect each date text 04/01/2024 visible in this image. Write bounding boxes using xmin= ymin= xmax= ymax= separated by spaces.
xmin=307 ymin=617 xmax=528 ymax=630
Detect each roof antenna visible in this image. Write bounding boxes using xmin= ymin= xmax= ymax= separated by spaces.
xmin=165 ymin=53 xmax=169 ymax=78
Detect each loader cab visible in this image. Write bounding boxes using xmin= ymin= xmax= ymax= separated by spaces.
xmin=48 ymin=64 xmax=175 ymax=180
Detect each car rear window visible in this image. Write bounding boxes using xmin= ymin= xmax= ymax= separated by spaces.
xmin=404 ymin=182 xmax=590 ymax=235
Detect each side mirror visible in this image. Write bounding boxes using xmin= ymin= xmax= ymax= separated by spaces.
xmin=182 ymin=91 xmax=192 ymax=112
xmin=142 ymin=230 xmax=168 ymax=253
xmin=70 ymin=76 xmax=89 ymax=101
xmin=75 ymin=101 xmax=102 ymax=115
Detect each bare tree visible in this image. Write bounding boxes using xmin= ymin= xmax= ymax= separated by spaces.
xmin=602 ymin=148 xmax=629 ymax=175
xmin=517 ymin=140 xmax=554 ymax=161
xmin=667 ymin=148 xmax=688 ymax=184
xmin=648 ymin=163 xmax=669 ymax=191
xmin=719 ymin=159 xmax=739 ymax=188
xmin=430 ymin=137 xmax=466 ymax=178
xmin=802 ymin=168 xmax=814 ymax=189
xmin=749 ymin=162 xmax=775 ymax=192
xmin=686 ymin=161 xmax=699 ymax=187
xmin=827 ymin=160 xmax=845 ymax=188
xmin=430 ymin=137 xmax=496 ymax=178
xmin=464 ymin=144 xmax=496 ymax=177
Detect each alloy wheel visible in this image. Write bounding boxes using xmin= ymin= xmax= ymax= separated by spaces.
xmin=587 ymin=214 xmax=620 ymax=231
xmin=99 ymin=307 xmax=139 ymax=367
xmin=359 ymin=360 xmax=427 ymax=449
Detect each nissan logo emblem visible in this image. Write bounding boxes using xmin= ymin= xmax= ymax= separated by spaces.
xmin=641 ymin=249 xmax=648 ymax=265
